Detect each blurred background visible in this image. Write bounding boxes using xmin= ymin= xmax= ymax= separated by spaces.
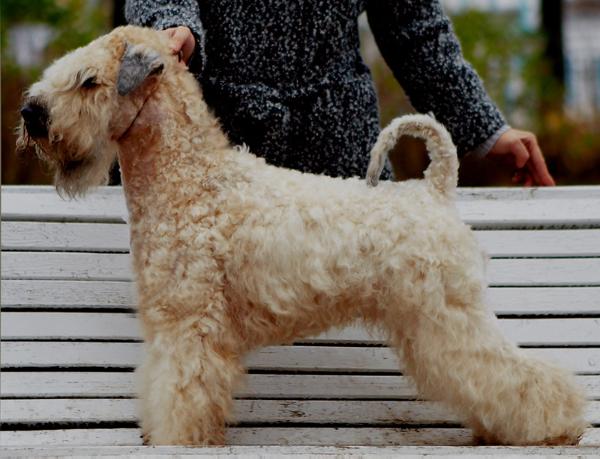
xmin=2 ymin=0 xmax=599 ymax=186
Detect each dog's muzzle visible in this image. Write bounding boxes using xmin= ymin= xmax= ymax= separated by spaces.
xmin=21 ymin=102 xmax=49 ymax=138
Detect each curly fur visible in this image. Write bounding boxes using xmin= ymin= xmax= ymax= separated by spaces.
xmin=19 ymin=26 xmax=588 ymax=446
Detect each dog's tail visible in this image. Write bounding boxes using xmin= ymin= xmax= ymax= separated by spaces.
xmin=366 ymin=114 xmax=458 ymax=198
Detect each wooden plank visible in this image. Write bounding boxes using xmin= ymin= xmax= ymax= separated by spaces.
xmin=0 ymin=373 xmax=415 ymax=399
xmin=4 ymin=281 xmax=599 ymax=316
xmin=0 ymin=398 xmax=448 ymax=424
xmin=485 ymin=286 xmax=600 ymax=315
xmin=2 ymin=444 xmax=600 ymax=458
xmin=455 ymin=186 xmax=600 ymax=200
xmin=1 ymin=222 xmax=130 ymax=252
xmin=3 ymin=186 xmax=600 ymax=227
xmin=1 ymin=252 xmax=131 ymax=281
xmin=0 ymin=342 xmax=145 ymax=369
xmin=1 ymin=280 xmax=136 ymax=309
xmin=312 ymin=319 xmax=600 ymax=346
xmin=457 ymin=199 xmax=600 ymax=228
xmin=0 ymin=427 xmax=475 ymax=447
xmin=0 ymin=312 xmax=141 ymax=341
xmin=1 ymin=186 xmax=600 ymax=226
xmin=2 ymin=373 xmax=599 ymax=400
xmin=2 ymin=428 xmax=599 ymax=449
xmin=4 ymin=184 xmax=600 ymax=203
xmin=2 ymin=398 xmax=599 ymax=425
xmin=0 ymin=186 xmax=128 ymax=223
xmin=3 ymin=342 xmax=600 ymax=375
xmin=3 ymin=312 xmax=599 ymax=345
xmin=3 ymin=252 xmax=600 ymax=285
xmin=4 ymin=222 xmax=600 ymax=258
xmin=475 ymin=229 xmax=600 ymax=257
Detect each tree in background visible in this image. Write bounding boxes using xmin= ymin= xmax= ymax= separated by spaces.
xmin=1 ymin=0 xmax=112 ymax=185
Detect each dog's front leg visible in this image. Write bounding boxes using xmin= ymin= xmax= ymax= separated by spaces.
xmin=136 ymin=303 xmax=243 ymax=445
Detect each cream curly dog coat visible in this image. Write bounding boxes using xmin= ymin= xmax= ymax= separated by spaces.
xmin=18 ymin=26 xmax=587 ymax=446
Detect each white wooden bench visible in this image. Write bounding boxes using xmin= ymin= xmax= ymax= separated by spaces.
xmin=2 ymin=185 xmax=600 ymax=457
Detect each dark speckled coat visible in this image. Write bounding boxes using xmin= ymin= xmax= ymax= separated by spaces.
xmin=125 ymin=0 xmax=507 ymax=179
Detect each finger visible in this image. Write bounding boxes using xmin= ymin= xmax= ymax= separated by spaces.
xmin=520 ymin=136 xmax=545 ymax=185
xmin=522 ymin=136 xmax=555 ymax=186
xmin=180 ymin=33 xmax=195 ymax=64
xmin=510 ymin=139 xmax=530 ymax=169
xmin=168 ymin=27 xmax=189 ymax=54
xmin=523 ymin=173 xmax=534 ymax=187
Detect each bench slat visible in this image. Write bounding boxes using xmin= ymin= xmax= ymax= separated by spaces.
xmin=3 ymin=342 xmax=599 ymax=374
xmin=2 ymin=372 xmax=599 ymax=400
xmin=2 ymin=373 xmax=416 ymax=399
xmin=2 ymin=428 xmax=599 ymax=448
xmin=0 ymin=427 xmax=474 ymax=447
xmin=1 ymin=187 xmax=128 ymax=223
xmin=3 ymin=312 xmax=599 ymax=345
xmin=2 ymin=343 xmax=599 ymax=375
xmin=1 ymin=280 xmax=135 ymax=309
xmin=4 ymin=222 xmax=600 ymax=258
xmin=0 ymin=399 xmax=452 ymax=425
xmin=1 ymin=222 xmax=130 ymax=252
xmin=4 ymin=280 xmax=599 ymax=316
xmin=2 ymin=398 xmax=599 ymax=425
xmin=3 ymin=186 xmax=600 ymax=227
xmin=3 ymin=252 xmax=600 ymax=286
xmin=3 ymin=444 xmax=600 ymax=457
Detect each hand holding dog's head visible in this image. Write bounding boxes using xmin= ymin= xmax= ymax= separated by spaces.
xmin=17 ymin=26 xmax=174 ymax=197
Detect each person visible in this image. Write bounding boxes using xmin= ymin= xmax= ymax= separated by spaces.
xmin=124 ymin=0 xmax=555 ymax=186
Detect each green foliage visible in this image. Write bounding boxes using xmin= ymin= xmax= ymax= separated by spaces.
xmin=1 ymin=0 xmax=111 ymax=77
xmin=451 ymin=9 xmax=599 ymax=184
xmin=450 ymin=9 xmax=551 ymax=129
xmin=1 ymin=0 xmax=112 ymax=186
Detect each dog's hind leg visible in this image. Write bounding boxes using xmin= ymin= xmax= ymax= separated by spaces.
xmin=136 ymin=299 xmax=243 ymax=445
xmin=384 ymin=267 xmax=587 ymax=445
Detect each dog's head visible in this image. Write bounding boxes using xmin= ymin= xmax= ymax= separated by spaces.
xmin=17 ymin=26 xmax=177 ymax=197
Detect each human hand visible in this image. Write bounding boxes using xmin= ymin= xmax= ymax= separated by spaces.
xmin=160 ymin=26 xmax=195 ymax=67
xmin=487 ymin=129 xmax=555 ymax=186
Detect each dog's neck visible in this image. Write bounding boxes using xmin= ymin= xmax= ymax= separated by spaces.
xmin=116 ymin=78 xmax=234 ymax=224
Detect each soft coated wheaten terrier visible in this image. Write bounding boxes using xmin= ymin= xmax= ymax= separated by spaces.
xmin=18 ymin=26 xmax=587 ymax=446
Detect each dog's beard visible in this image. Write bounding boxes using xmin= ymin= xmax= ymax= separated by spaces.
xmin=48 ymin=140 xmax=118 ymax=198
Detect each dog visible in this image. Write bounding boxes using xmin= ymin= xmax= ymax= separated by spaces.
xmin=18 ymin=26 xmax=587 ymax=446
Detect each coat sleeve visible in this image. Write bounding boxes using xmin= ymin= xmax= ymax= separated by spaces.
xmin=124 ymin=0 xmax=206 ymax=75
xmin=366 ymin=0 xmax=507 ymax=156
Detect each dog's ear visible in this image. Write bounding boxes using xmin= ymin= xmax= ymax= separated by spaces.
xmin=117 ymin=43 xmax=164 ymax=96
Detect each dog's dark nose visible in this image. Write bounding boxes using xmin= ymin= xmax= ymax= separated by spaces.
xmin=21 ymin=102 xmax=49 ymax=138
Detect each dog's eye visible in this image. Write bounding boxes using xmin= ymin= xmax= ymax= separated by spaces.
xmin=81 ymin=77 xmax=99 ymax=89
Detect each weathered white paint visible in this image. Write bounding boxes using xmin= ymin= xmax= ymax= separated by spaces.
xmin=1 ymin=222 xmax=131 ymax=252
xmin=3 ymin=342 xmax=599 ymax=374
xmin=4 ymin=281 xmax=600 ymax=316
xmin=4 ymin=252 xmax=600 ymax=285
xmin=0 ymin=427 xmax=475 ymax=447
xmin=2 ymin=398 xmax=599 ymax=425
xmin=2 ymin=312 xmax=600 ymax=345
xmin=1 ymin=280 xmax=136 ymax=309
xmin=3 ymin=186 xmax=600 ymax=227
xmin=2 ymin=372 xmax=599 ymax=400
xmin=4 ymin=221 xmax=600 ymax=257
xmin=2 ymin=443 xmax=600 ymax=458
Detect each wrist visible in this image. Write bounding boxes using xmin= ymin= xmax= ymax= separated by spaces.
xmin=471 ymin=124 xmax=511 ymax=158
